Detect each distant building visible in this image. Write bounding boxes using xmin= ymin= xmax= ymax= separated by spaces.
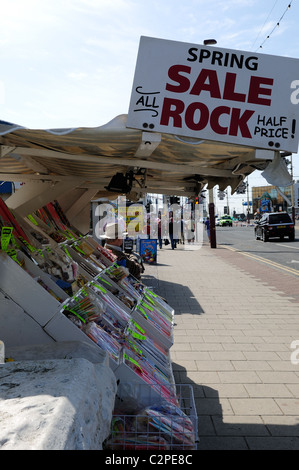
xmin=252 ymin=183 xmax=299 ymax=215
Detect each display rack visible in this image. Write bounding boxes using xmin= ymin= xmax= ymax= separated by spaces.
xmin=16 ymin=249 xmax=69 ymax=303
xmin=104 ymin=383 xmax=198 ymax=451
xmin=0 ymin=197 xmax=198 ymax=445
xmin=125 ymin=319 xmax=171 ymax=370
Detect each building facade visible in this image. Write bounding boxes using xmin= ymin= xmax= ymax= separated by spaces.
xmin=252 ymin=182 xmax=299 ymax=215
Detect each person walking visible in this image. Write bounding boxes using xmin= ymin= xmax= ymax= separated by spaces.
xmin=204 ymin=217 xmax=210 ymax=242
xmin=169 ymin=211 xmax=177 ymax=249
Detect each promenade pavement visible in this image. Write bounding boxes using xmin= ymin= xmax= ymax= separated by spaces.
xmin=142 ymin=231 xmax=299 ymax=450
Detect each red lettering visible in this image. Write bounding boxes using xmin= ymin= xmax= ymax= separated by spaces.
xmin=160 ymin=97 xmax=255 ymax=140
xmin=190 ymin=69 xmax=221 ymax=98
xmin=160 ymin=97 xmax=184 ymax=127
xmin=210 ymin=106 xmax=230 ymax=134
xmin=185 ymin=102 xmax=209 ymax=130
xmin=223 ymin=73 xmax=246 ymax=102
xmin=229 ymin=108 xmax=254 ymax=138
xmin=165 ymin=65 xmax=274 ymax=110
xmin=166 ymin=65 xmax=191 ymax=93
xmin=248 ymin=76 xmax=273 ymax=106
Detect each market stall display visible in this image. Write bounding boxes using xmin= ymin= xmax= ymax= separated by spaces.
xmin=0 ymin=196 xmax=198 ymax=449
xmin=104 ymin=383 xmax=198 ymax=450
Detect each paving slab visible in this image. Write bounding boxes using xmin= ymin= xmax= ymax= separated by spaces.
xmin=142 ymin=241 xmax=299 ymax=450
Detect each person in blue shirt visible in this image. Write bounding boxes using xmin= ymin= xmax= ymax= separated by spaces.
xmin=204 ymin=217 xmax=210 ymax=242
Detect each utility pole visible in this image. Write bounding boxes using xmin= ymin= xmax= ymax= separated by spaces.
xmin=247 ymin=177 xmax=250 ymax=222
xmin=282 ymin=151 xmax=295 ymax=223
xmin=291 ymin=155 xmax=295 ymax=223
xmin=226 ymin=190 xmax=230 ymax=215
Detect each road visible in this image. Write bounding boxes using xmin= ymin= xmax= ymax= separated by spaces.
xmin=213 ymin=222 xmax=299 ymax=277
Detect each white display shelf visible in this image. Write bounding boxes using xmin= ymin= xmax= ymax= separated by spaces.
xmin=114 ymin=349 xmax=176 ymax=408
xmin=88 ymin=281 xmax=131 ymax=327
xmin=63 ymin=245 xmax=102 ymax=280
xmin=131 ymin=303 xmax=173 ymax=350
xmin=0 ymin=251 xmax=60 ymax=327
xmin=0 ymin=293 xmax=55 ymax=348
xmin=125 ymin=319 xmax=171 ymax=370
xmin=0 ymin=220 xmax=176 ymax=392
xmin=122 ymin=342 xmax=175 ymax=388
xmin=94 ymin=272 xmax=138 ymax=312
xmin=16 ymin=251 xmax=69 ymax=303
xmin=84 ymin=236 xmax=116 ymax=267
xmin=143 ymin=287 xmax=174 ymax=322
xmin=42 ymin=309 xmax=112 ymax=363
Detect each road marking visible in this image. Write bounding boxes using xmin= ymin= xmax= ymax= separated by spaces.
xmin=221 ymin=245 xmax=299 ymax=276
xmin=276 ymin=243 xmax=299 ymax=250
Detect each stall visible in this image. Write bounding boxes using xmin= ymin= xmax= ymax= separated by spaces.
xmin=1 ymin=36 xmax=298 ymax=450
xmin=0 ymin=197 xmax=197 ymax=450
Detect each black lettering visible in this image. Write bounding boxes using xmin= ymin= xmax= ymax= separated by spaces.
xmin=223 ymin=53 xmax=230 ymax=67
xmin=257 ymin=115 xmax=266 ymax=125
xmin=136 ymin=96 xmax=145 ymax=106
xmin=230 ymin=53 xmax=244 ymax=69
xmin=254 ymin=126 xmax=289 ymax=138
xmin=211 ymin=51 xmax=223 ymax=66
xmin=245 ymin=56 xmax=258 ymax=71
xmin=187 ymin=47 xmax=198 ymax=62
xmin=186 ymin=47 xmax=259 ymax=71
xmin=198 ymin=49 xmax=211 ymax=63
xmin=268 ymin=128 xmax=274 ymax=137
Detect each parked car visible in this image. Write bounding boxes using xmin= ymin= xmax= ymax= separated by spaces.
xmin=219 ymin=215 xmax=233 ymax=227
xmin=254 ymin=212 xmax=295 ymax=242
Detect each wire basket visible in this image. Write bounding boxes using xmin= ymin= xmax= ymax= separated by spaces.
xmin=103 ymin=383 xmax=198 ymax=451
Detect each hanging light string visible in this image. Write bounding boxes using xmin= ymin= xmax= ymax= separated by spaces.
xmin=255 ymin=1 xmax=294 ymax=51
xmin=251 ymin=0 xmax=279 ymax=50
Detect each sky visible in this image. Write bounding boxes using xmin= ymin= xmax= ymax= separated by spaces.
xmin=0 ymin=0 xmax=299 ymax=213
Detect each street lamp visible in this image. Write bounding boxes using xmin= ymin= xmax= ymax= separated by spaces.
xmin=282 ymin=151 xmax=295 ymax=222
xmin=203 ymin=39 xmax=217 ymax=45
xmin=204 ymin=38 xmax=217 ymax=247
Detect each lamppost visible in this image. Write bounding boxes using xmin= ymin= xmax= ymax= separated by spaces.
xmin=204 ymin=39 xmax=217 ymax=248
xmin=208 ymin=186 xmax=216 ymax=248
xmin=203 ymin=39 xmax=217 ymax=45
xmin=290 ymin=154 xmax=295 ymax=223
xmin=282 ymin=151 xmax=295 ymax=223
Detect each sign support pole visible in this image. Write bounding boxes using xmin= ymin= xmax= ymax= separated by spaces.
xmin=209 ymin=188 xmax=216 ymax=249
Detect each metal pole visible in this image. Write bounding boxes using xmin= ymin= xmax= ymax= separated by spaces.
xmin=209 ymin=188 xmax=216 ymax=248
xmin=247 ymin=177 xmax=250 ymax=222
xmin=226 ymin=189 xmax=229 ymax=215
xmin=291 ymin=155 xmax=295 ymax=224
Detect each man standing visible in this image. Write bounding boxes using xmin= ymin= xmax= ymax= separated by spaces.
xmin=205 ymin=217 xmax=210 ymax=242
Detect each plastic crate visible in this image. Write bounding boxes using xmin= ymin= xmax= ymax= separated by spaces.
xmin=104 ymin=383 xmax=198 ymax=451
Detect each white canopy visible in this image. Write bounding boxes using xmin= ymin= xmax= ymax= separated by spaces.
xmin=0 ymin=114 xmax=276 ymax=203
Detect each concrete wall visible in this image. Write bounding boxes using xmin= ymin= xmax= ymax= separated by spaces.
xmin=0 ymin=341 xmax=117 ymax=450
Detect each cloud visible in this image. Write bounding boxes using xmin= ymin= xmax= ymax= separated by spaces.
xmin=68 ymin=72 xmax=89 ymax=81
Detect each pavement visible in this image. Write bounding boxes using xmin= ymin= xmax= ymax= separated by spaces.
xmin=142 ymin=231 xmax=299 ymax=450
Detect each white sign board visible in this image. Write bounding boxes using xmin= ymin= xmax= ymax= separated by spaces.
xmin=127 ymin=36 xmax=299 ymax=153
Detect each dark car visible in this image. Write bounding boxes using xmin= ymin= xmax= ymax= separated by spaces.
xmin=254 ymin=212 xmax=295 ymax=242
